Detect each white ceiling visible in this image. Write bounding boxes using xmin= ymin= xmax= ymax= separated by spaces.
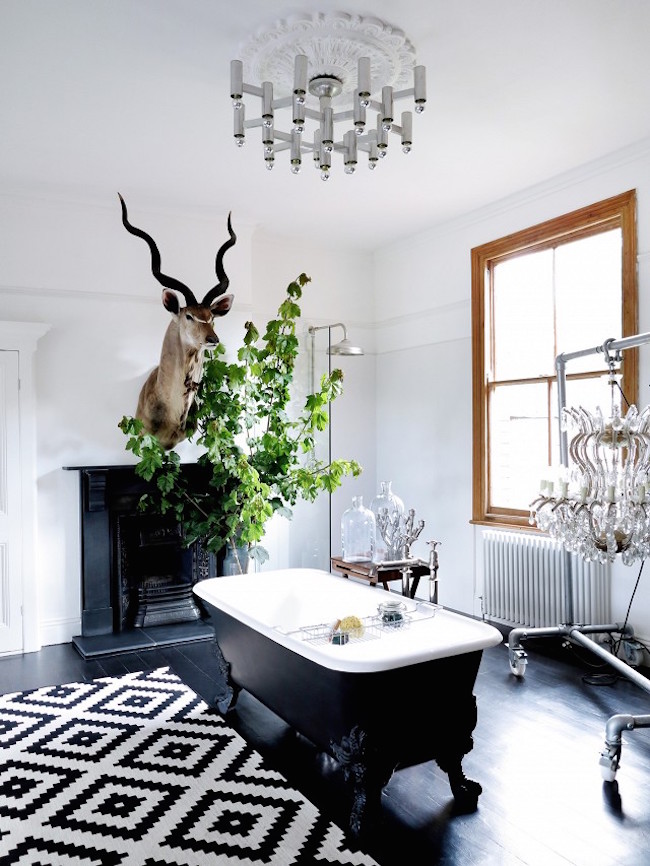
xmin=3 ymin=0 xmax=650 ymax=251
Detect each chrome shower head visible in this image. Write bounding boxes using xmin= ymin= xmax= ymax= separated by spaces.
xmin=328 ymin=337 xmax=364 ymax=356
xmin=308 ymin=322 xmax=364 ymax=356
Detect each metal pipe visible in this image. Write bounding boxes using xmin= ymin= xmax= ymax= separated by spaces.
xmin=569 ymin=628 xmax=650 ymax=696
xmin=555 ymin=331 xmax=650 ymax=465
xmin=370 ymin=557 xmax=426 ymax=571
xmin=557 ymin=332 xmax=650 ymax=367
xmin=308 ymin=322 xmax=364 ymax=571
xmin=605 ymin=713 xmax=650 ymax=745
xmin=508 ymin=622 xmax=632 ymax=651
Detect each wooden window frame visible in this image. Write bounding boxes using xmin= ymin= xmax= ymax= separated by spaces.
xmin=471 ymin=190 xmax=638 ymax=528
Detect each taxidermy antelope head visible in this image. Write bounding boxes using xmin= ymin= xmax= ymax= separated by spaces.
xmin=118 ymin=193 xmax=236 ymax=449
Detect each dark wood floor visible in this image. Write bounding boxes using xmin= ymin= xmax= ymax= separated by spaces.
xmin=1 ymin=634 xmax=650 ymax=866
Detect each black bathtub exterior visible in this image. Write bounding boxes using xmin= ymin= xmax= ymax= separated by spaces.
xmin=193 ymin=597 xmax=486 ymax=837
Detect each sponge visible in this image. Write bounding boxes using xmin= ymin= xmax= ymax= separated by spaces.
xmin=338 ymin=615 xmax=365 ymax=639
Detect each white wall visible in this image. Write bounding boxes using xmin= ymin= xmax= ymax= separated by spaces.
xmin=5 ymin=137 xmax=650 ymax=654
xmin=373 ymin=138 xmax=650 ymax=652
xmin=0 ymin=192 xmax=375 ymax=648
xmin=250 ymin=230 xmax=376 ymax=572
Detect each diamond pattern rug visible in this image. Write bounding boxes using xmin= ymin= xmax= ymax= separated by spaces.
xmin=0 ymin=667 xmax=379 ymax=865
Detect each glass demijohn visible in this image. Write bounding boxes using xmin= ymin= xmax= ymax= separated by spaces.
xmin=370 ymin=481 xmax=404 ymax=562
xmin=341 ymin=496 xmax=376 ymax=562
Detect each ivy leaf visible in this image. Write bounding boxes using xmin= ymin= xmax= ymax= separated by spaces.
xmin=249 ymin=545 xmax=270 ymax=565
xmin=244 ymin=321 xmax=260 ymax=345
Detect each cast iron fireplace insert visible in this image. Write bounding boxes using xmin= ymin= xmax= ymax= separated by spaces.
xmin=65 ymin=464 xmax=217 ymax=659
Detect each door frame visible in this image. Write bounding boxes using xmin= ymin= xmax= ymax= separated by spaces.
xmin=0 ymin=322 xmax=50 ymax=653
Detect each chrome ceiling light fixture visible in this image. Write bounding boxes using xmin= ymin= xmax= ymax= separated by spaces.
xmin=230 ymin=11 xmax=426 ymax=180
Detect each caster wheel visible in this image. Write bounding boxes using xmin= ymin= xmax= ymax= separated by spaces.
xmin=450 ymin=777 xmax=482 ymax=814
xmin=601 ymin=766 xmax=616 ymax=782
xmin=600 ymin=760 xmax=618 ymax=782
xmin=509 ymin=657 xmax=527 ymax=678
xmin=599 ymin=751 xmax=619 ymax=782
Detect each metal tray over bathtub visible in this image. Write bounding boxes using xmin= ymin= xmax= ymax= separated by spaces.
xmin=298 ymin=600 xmax=439 ymax=646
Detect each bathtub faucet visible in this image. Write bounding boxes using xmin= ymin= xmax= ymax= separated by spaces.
xmin=427 ymin=539 xmax=441 ymax=604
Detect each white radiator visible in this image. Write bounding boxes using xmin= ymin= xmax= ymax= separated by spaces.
xmin=482 ymin=530 xmax=611 ymax=628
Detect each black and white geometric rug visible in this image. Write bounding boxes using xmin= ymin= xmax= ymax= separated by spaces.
xmin=0 ymin=667 xmax=379 ymax=865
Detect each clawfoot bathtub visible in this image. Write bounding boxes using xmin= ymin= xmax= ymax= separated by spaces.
xmin=189 ymin=568 xmax=501 ymax=836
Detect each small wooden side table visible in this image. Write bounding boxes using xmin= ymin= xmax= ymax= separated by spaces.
xmin=330 ymin=556 xmax=429 ymax=599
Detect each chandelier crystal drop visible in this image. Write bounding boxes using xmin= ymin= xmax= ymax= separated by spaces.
xmin=229 ymin=11 xmax=426 ymax=178
xmin=529 ymin=403 xmax=650 ymax=565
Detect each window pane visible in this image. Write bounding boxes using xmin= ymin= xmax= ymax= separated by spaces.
xmin=489 ymin=382 xmax=548 ymax=510
xmin=555 ymin=229 xmax=622 ymax=373
xmin=551 ymin=374 xmax=613 ymax=466
xmin=491 ymin=376 xmax=622 ymax=512
xmin=493 ymin=250 xmax=554 ymax=381
xmin=563 ymin=374 xmax=618 ymax=417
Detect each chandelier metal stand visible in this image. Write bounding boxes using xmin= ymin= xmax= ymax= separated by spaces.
xmin=510 ymin=331 xmax=650 ymax=786
xmin=530 ymin=335 xmax=650 ymax=567
xmin=229 ymin=12 xmax=426 ymax=179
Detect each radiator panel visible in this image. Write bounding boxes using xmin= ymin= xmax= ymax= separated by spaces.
xmin=482 ymin=530 xmax=611 ymax=628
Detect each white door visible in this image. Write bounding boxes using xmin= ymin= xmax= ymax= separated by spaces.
xmin=0 ymin=351 xmax=22 ymax=653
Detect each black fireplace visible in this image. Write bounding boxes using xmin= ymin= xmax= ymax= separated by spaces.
xmin=66 ymin=464 xmax=217 ymax=659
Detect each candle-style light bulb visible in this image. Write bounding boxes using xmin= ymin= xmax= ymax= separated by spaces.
xmin=357 ymin=57 xmax=371 ymax=108
xmin=381 ymin=86 xmax=393 ymax=131
xmin=293 ymin=54 xmax=308 ymax=99
xmin=230 ymin=60 xmax=243 ymax=101
xmin=262 ymin=81 xmax=273 ymax=128
xmin=233 ymin=103 xmax=245 ymax=146
xmin=414 ymin=65 xmax=426 ymax=113
xmin=401 ymin=111 xmax=413 ymax=154
xmin=321 ymin=105 xmax=334 ymax=152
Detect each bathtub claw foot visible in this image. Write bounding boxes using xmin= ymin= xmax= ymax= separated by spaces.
xmin=213 ymin=681 xmax=240 ymax=714
xmin=448 ymin=771 xmax=482 ymax=813
xmin=330 ymin=725 xmax=389 ymax=837
xmin=210 ymin=638 xmax=241 ymax=713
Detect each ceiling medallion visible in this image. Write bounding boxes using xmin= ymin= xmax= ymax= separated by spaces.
xmin=230 ymin=11 xmax=426 ymax=179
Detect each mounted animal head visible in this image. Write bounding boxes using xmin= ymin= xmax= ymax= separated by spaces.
xmin=118 ymin=193 xmax=237 ymax=448
xmin=118 ymin=193 xmax=236 ymax=346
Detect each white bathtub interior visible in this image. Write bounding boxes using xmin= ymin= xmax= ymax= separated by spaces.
xmin=194 ymin=568 xmax=502 ymax=673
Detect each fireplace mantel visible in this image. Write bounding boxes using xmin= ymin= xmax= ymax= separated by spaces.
xmin=65 ymin=463 xmax=216 ymax=659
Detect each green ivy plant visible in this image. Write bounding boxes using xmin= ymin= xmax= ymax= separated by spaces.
xmin=119 ymin=273 xmax=361 ymax=569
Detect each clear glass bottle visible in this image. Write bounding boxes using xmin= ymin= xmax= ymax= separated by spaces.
xmin=221 ymin=544 xmax=250 ymax=575
xmin=341 ymin=496 xmax=376 ymax=563
xmin=370 ymin=481 xmax=405 ymax=562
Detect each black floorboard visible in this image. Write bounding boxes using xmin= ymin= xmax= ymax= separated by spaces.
xmin=1 ymin=635 xmax=649 ymax=866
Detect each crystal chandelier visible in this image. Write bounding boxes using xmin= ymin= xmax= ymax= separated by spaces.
xmin=229 ymin=11 xmax=426 ymax=179
xmin=530 ymin=342 xmax=650 ymax=565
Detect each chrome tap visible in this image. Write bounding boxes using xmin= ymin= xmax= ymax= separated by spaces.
xmin=427 ymin=539 xmax=441 ymax=604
